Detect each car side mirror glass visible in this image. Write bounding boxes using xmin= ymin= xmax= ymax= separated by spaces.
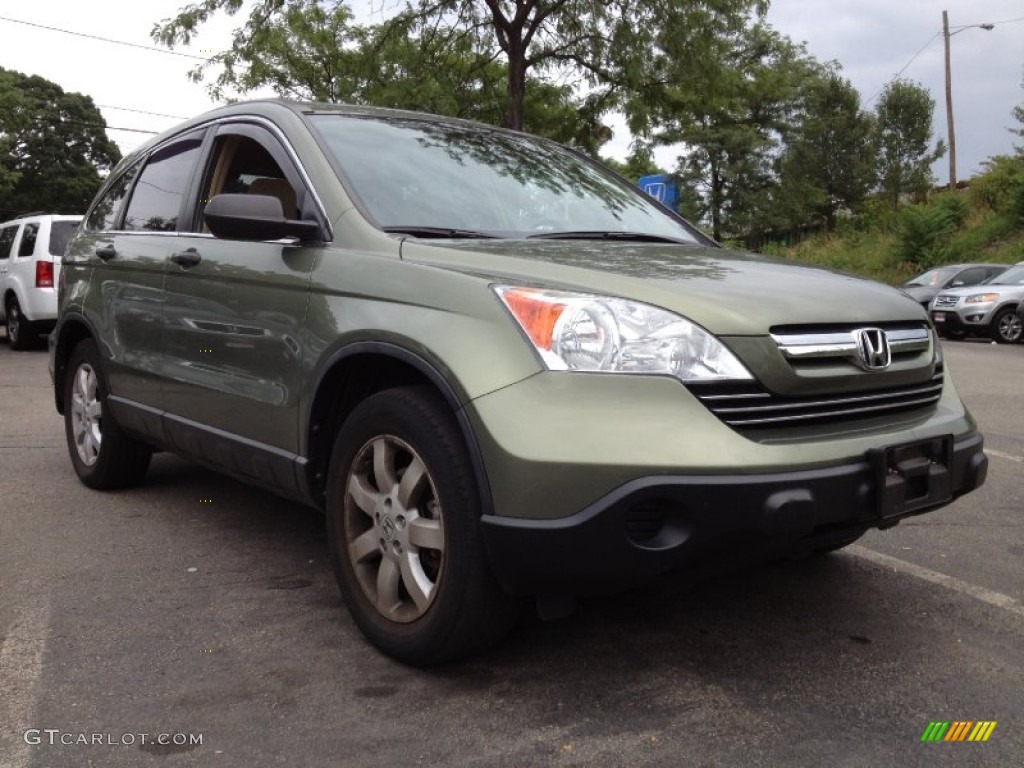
xmin=203 ymin=193 xmax=322 ymax=242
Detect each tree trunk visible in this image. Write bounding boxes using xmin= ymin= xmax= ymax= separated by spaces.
xmin=709 ymin=157 xmax=723 ymax=242
xmin=505 ymin=44 xmax=527 ymax=131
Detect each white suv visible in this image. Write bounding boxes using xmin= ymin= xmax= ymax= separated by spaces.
xmin=929 ymin=262 xmax=1024 ymax=344
xmin=0 ymin=214 xmax=82 ymax=349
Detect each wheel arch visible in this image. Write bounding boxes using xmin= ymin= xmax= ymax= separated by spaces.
xmin=991 ymin=302 xmax=1024 ymax=342
xmin=3 ymin=286 xmax=23 ymax=317
xmin=52 ymin=314 xmax=99 ymax=415
xmin=303 ymin=342 xmax=493 ymax=517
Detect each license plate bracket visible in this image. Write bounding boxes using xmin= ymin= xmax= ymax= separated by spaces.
xmin=932 ymin=311 xmax=945 ymax=323
xmin=869 ymin=436 xmax=953 ymax=519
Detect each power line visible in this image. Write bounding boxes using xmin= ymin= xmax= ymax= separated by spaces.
xmin=96 ymin=104 xmax=189 ymax=121
xmin=865 ymin=31 xmax=940 ymax=105
xmin=864 ymin=15 xmax=1024 ymax=107
xmin=32 ymin=118 xmax=159 ymax=135
xmin=0 ymin=14 xmax=207 ymax=60
xmin=954 ymin=14 xmax=1024 ymax=27
xmin=103 ymin=125 xmax=160 ymax=135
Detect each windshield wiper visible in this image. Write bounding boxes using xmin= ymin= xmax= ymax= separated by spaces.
xmin=382 ymin=226 xmax=499 ymax=239
xmin=527 ymin=230 xmax=691 ymax=245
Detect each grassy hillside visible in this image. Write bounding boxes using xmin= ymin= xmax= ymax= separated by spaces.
xmin=759 ymin=156 xmax=1024 ymax=285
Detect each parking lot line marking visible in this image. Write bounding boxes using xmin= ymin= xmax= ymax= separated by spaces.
xmin=0 ymin=601 xmax=50 ymax=768
xmin=847 ymin=545 xmax=1024 ymax=620
xmin=987 ymin=448 xmax=1023 ymax=463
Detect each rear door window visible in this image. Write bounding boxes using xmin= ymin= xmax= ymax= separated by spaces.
xmin=953 ymin=267 xmax=987 ymax=287
xmin=123 ymin=138 xmax=203 ymax=232
xmin=17 ymin=223 xmax=39 ymax=258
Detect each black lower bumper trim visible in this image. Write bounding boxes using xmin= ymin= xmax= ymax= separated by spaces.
xmin=481 ymin=434 xmax=987 ymax=596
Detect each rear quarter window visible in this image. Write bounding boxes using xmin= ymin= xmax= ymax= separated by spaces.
xmin=48 ymin=221 xmax=80 ymax=256
xmin=86 ymin=163 xmax=142 ymax=232
xmin=0 ymin=226 xmax=15 ymax=259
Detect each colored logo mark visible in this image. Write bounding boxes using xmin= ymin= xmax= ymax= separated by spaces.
xmin=921 ymin=721 xmax=997 ymax=742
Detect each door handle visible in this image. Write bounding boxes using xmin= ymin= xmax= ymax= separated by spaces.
xmin=95 ymin=244 xmax=117 ymax=261
xmin=170 ymin=248 xmax=202 ymax=268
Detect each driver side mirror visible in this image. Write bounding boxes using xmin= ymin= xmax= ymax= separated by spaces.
xmin=203 ymin=194 xmax=323 ymax=242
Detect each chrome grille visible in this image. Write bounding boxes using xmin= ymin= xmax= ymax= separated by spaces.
xmin=771 ymin=326 xmax=930 ymax=367
xmin=933 ymin=295 xmax=960 ymax=309
xmin=688 ymin=369 xmax=943 ymax=429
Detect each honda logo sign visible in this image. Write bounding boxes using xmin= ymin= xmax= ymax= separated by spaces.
xmin=854 ymin=328 xmax=891 ymax=371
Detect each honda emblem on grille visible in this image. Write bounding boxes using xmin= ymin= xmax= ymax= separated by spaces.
xmin=854 ymin=328 xmax=891 ymax=371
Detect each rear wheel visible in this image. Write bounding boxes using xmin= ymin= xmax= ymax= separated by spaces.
xmin=990 ymin=308 xmax=1022 ymax=344
xmin=64 ymin=339 xmax=152 ymax=489
xmin=325 ymin=386 xmax=518 ymax=665
xmin=5 ymin=296 xmax=35 ymax=350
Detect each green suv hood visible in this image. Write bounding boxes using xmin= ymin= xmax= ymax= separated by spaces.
xmin=401 ymin=240 xmax=926 ymax=335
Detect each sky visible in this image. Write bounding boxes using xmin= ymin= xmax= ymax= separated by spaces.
xmin=0 ymin=0 xmax=1021 ymax=182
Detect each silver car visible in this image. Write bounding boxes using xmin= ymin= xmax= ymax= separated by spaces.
xmin=930 ymin=263 xmax=1024 ymax=343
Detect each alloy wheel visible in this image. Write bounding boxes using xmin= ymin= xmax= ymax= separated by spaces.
xmin=70 ymin=363 xmax=103 ymax=466
xmin=997 ymin=312 xmax=1022 ymax=343
xmin=343 ymin=435 xmax=445 ymax=623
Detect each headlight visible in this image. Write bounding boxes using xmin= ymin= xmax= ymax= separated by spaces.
xmin=965 ymin=293 xmax=999 ymax=303
xmin=494 ymin=286 xmax=753 ymax=382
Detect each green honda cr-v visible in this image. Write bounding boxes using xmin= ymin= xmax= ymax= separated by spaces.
xmin=51 ymin=100 xmax=987 ymax=664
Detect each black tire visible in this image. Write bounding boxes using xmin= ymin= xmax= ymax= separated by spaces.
xmin=990 ymin=307 xmax=1023 ymax=344
xmin=6 ymin=296 xmax=35 ymax=350
xmin=63 ymin=339 xmax=152 ymax=489
xmin=325 ymin=386 xmax=518 ymax=665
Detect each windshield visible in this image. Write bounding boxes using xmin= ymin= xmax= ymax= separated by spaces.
xmin=309 ymin=115 xmax=705 ymax=244
xmin=986 ymin=265 xmax=1024 ymax=285
xmin=905 ymin=267 xmax=956 ymax=286
xmin=48 ymin=220 xmax=80 ymax=257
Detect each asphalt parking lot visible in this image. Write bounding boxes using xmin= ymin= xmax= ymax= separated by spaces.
xmin=1 ymin=337 xmax=1021 ymax=767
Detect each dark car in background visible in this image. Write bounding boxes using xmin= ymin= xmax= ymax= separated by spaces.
xmin=901 ymin=263 xmax=1010 ymax=310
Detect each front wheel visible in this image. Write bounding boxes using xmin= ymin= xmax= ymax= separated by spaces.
xmin=990 ymin=308 xmax=1022 ymax=344
xmin=63 ymin=339 xmax=152 ymax=489
xmin=325 ymin=386 xmax=518 ymax=665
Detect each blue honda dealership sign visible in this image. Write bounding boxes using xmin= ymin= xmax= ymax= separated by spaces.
xmin=638 ymin=174 xmax=678 ymax=207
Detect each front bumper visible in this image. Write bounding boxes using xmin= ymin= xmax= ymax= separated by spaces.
xmin=930 ymin=305 xmax=994 ymax=334
xmin=481 ymin=433 xmax=987 ymax=596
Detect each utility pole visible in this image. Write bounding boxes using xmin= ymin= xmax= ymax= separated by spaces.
xmin=942 ymin=11 xmax=994 ymax=192
xmin=943 ymin=10 xmax=955 ymax=191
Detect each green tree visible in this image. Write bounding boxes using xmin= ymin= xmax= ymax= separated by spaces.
xmin=640 ymin=23 xmax=814 ymax=241
xmin=875 ymin=79 xmax=945 ymax=210
xmin=0 ymin=68 xmax=121 ymax=217
xmin=153 ymin=0 xmax=596 ymax=148
xmin=1011 ymin=73 xmax=1024 ymax=154
xmin=601 ymin=142 xmax=664 ymax=184
xmin=152 ymin=0 xmax=766 ymax=132
xmin=775 ymin=69 xmax=876 ymax=231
